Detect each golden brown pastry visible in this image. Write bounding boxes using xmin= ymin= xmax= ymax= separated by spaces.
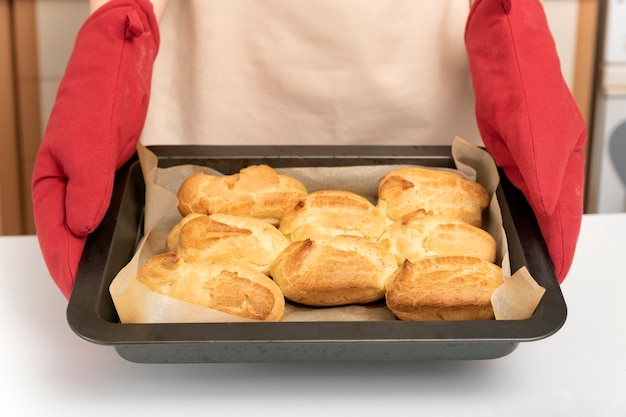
xmin=166 ymin=213 xmax=289 ymax=275
xmin=385 ymin=256 xmax=504 ymax=321
xmin=177 ymin=165 xmax=308 ymax=225
xmin=377 ymin=166 xmax=490 ymax=226
xmin=279 ymin=190 xmax=388 ymax=242
xmin=137 ymin=252 xmax=285 ymax=322
xmin=377 ymin=209 xmax=496 ymax=264
xmin=165 ymin=212 xmax=204 ymax=252
xmin=270 ymin=235 xmax=397 ymax=307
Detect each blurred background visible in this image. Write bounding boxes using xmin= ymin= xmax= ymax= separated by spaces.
xmin=0 ymin=0 xmax=621 ymax=236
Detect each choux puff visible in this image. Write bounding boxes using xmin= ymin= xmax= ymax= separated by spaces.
xmin=176 ymin=164 xmax=308 ymax=226
xmin=270 ymin=235 xmax=397 ymax=307
xmin=274 ymin=190 xmax=395 ymax=307
xmin=385 ymin=255 xmax=504 ymax=321
xmin=377 ymin=209 xmax=497 ymax=265
xmin=136 ymin=212 xmax=290 ymax=321
xmin=136 ymin=252 xmax=285 ymax=322
xmin=279 ymin=190 xmax=388 ymax=242
xmin=377 ymin=166 xmax=490 ymax=227
xmin=166 ymin=213 xmax=289 ymax=275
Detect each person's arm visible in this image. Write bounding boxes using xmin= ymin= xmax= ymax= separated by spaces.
xmin=465 ymin=0 xmax=586 ymax=282
xmin=32 ymin=0 xmax=162 ymax=298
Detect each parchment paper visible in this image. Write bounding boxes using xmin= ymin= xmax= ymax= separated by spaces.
xmin=110 ymin=136 xmax=545 ymax=323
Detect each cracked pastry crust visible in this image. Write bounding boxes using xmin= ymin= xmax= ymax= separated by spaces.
xmin=137 ymin=252 xmax=285 ymax=322
xmin=176 ymin=164 xmax=308 ymax=226
xmin=385 ymin=255 xmax=503 ymax=321
xmin=377 ymin=166 xmax=490 ymax=226
xmin=271 ymin=235 xmax=397 ymax=307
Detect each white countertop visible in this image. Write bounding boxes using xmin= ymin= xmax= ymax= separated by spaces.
xmin=1 ymin=213 xmax=625 ymax=416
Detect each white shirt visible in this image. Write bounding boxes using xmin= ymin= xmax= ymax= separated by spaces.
xmin=141 ymin=0 xmax=481 ymax=147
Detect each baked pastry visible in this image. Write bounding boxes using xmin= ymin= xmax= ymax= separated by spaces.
xmin=377 ymin=209 xmax=496 ymax=264
xmin=279 ymin=190 xmax=388 ymax=242
xmin=270 ymin=235 xmax=397 ymax=306
xmin=177 ymin=165 xmax=308 ymax=225
xmin=137 ymin=252 xmax=285 ymax=322
xmin=166 ymin=213 xmax=289 ymax=275
xmin=165 ymin=212 xmax=204 ymax=252
xmin=385 ymin=256 xmax=504 ymax=321
xmin=377 ymin=166 xmax=490 ymax=226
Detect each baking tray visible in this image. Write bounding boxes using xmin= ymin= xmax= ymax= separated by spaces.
xmin=67 ymin=145 xmax=567 ymax=363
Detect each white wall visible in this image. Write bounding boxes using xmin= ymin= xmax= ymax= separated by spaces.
xmin=35 ymin=0 xmax=89 ymax=130
xmin=543 ymin=0 xmax=580 ymax=91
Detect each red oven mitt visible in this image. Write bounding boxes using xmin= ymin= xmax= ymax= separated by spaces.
xmin=465 ymin=0 xmax=587 ymax=282
xmin=31 ymin=0 xmax=159 ymax=299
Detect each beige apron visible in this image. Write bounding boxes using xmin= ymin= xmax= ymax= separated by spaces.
xmin=140 ymin=0 xmax=481 ymax=146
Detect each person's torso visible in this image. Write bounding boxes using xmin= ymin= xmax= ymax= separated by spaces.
xmin=141 ymin=0 xmax=481 ymax=146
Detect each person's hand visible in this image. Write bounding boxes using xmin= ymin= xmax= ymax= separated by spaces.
xmin=32 ymin=0 xmax=160 ymax=299
xmin=465 ymin=0 xmax=587 ymax=282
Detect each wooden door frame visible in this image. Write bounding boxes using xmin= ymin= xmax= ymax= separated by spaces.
xmin=0 ymin=0 xmax=40 ymax=235
xmin=573 ymin=0 xmax=601 ymax=132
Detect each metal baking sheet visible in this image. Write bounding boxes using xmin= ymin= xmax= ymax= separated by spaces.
xmin=66 ymin=146 xmax=567 ymax=363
